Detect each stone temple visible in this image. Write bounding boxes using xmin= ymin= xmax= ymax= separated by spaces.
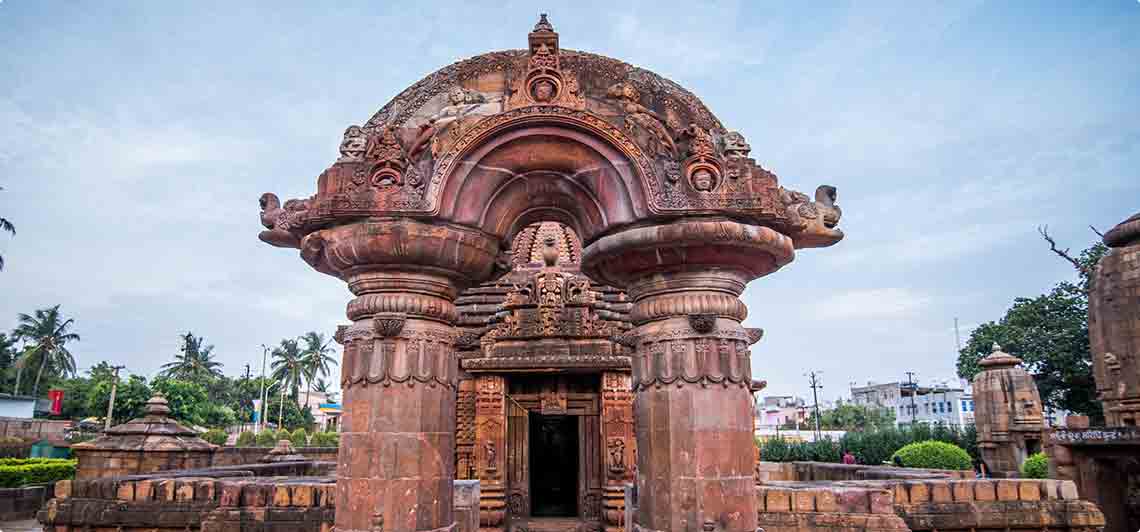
xmin=37 ymin=15 xmax=1110 ymax=532
xmin=256 ymin=14 xmax=843 ymax=532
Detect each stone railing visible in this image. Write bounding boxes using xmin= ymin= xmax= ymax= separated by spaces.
xmin=756 ymin=461 xmax=972 ymax=483
xmin=40 ymin=475 xmax=480 ymax=532
xmin=210 ymin=446 xmax=339 ymax=467
xmin=750 ymin=479 xmax=1104 ymax=532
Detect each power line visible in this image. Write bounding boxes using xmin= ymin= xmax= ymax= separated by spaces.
xmin=904 ymin=371 xmax=918 ymax=424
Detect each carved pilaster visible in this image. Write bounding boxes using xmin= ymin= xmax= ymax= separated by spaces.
xmin=475 ymin=375 xmax=506 ymax=529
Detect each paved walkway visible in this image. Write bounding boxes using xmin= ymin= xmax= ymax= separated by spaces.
xmin=0 ymin=519 xmax=41 ymax=532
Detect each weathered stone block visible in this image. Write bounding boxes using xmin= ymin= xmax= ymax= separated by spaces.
xmin=973 ymin=480 xmax=996 ymax=501
xmin=290 ymin=485 xmax=313 ymax=507
xmin=950 ymin=480 xmax=973 ymax=501
xmin=273 ymin=485 xmax=291 ymax=507
xmin=907 ymin=481 xmax=929 ymax=503
xmin=791 ymin=491 xmax=814 ymax=512
xmin=116 ymin=482 xmax=134 ymax=501
xmin=930 ymin=482 xmax=951 ymax=502
xmin=134 ymin=480 xmax=153 ymax=502
xmin=766 ymin=489 xmax=791 ymax=512
xmin=996 ymin=479 xmax=1018 ymax=501
xmin=1017 ymin=480 xmax=1041 ymax=501
xmin=815 ymin=489 xmax=838 ymax=512
xmin=868 ymin=490 xmax=893 ymax=514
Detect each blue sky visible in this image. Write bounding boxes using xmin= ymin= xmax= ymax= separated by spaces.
xmin=1 ymin=1 xmax=1137 ymax=402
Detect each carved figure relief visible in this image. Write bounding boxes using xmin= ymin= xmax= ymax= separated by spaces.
xmin=484 ymin=440 xmax=497 ymax=471
xmin=607 ymin=437 xmax=626 ymax=473
xmin=338 ymin=125 xmax=368 ymax=162
xmin=605 ymin=81 xmax=678 ymax=158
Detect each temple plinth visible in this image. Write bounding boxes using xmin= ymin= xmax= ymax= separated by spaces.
xmin=259 ymin=15 xmax=843 ymax=532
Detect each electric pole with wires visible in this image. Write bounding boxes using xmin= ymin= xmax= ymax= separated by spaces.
xmin=807 ymin=371 xmax=823 ymax=440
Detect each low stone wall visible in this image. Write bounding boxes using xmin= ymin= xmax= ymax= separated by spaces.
xmin=0 ymin=484 xmax=53 ymax=520
xmin=751 ymin=479 xmax=1104 ymax=532
xmin=755 ymin=461 xmax=972 ymax=483
xmin=756 ymin=483 xmax=910 ymax=532
xmin=40 ymin=473 xmax=478 ymax=532
xmin=210 ymin=447 xmax=338 ymax=467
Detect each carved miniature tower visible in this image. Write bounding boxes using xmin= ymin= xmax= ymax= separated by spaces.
xmin=972 ymin=343 xmax=1045 ymax=476
xmin=1091 ymin=212 xmax=1140 ymax=426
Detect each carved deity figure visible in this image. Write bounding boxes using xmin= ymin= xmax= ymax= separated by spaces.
xmin=608 ymin=438 xmax=626 ymax=472
xmin=691 ymin=168 xmax=716 ymax=192
xmin=682 ymin=123 xmax=716 ymax=159
xmin=430 ymin=86 xmax=493 ymax=127
xmin=605 ymin=82 xmax=678 ymax=158
xmin=533 ymin=78 xmax=556 ymax=102
xmin=722 ymin=131 xmax=751 ymax=158
xmin=338 ymin=125 xmax=368 ymax=162
xmin=484 ymin=440 xmax=497 ymax=468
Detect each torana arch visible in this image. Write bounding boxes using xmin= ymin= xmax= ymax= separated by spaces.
xmin=259 ymin=15 xmax=844 ymax=532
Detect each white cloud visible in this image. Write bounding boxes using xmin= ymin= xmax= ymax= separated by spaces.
xmin=810 ymin=288 xmax=931 ymax=320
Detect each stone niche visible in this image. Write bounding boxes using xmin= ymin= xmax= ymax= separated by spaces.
xmin=971 ymin=344 xmax=1045 ymax=477
xmin=71 ymin=394 xmax=216 ymax=479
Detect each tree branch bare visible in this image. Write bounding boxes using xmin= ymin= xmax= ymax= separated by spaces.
xmin=1038 ymin=225 xmax=1088 ymax=276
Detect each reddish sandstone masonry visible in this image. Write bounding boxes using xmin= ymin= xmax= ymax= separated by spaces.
xmin=755 ymin=479 xmax=1103 ymax=532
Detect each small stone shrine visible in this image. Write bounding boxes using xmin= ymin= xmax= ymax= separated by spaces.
xmin=972 ymin=343 xmax=1045 ymax=477
xmin=71 ymin=394 xmax=216 ymax=479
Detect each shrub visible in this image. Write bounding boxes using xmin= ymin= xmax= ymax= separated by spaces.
xmin=838 ymin=424 xmax=978 ymax=466
xmin=890 ymin=440 xmax=972 ymax=471
xmin=311 ymin=431 xmax=339 ymax=447
xmin=255 ymin=430 xmax=278 ymax=447
xmin=290 ymin=428 xmax=309 ymax=447
xmin=1021 ymin=452 xmax=1049 ymax=479
xmin=757 ymin=437 xmax=840 ymax=463
xmin=202 ymin=429 xmax=228 ymax=446
xmin=235 ymin=431 xmax=256 ymax=447
xmin=0 ymin=459 xmax=76 ymax=487
xmin=276 ymin=429 xmax=292 ymax=443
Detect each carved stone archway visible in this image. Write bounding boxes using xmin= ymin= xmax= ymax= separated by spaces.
xmin=259 ymin=15 xmax=844 ymax=532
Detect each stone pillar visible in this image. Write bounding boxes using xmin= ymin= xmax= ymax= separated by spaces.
xmin=583 ymin=220 xmax=793 ymax=532
xmin=1090 ymin=211 xmax=1140 ymax=426
xmin=313 ymin=220 xmax=500 ymax=532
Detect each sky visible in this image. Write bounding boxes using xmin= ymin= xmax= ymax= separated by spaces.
xmin=1 ymin=1 xmax=1137 ymax=403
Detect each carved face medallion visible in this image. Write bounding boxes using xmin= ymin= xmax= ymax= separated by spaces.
xmin=533 ymin=79 xmax=556 ymax=102
xmin=692 ymin=168 xmax=715 ymax=192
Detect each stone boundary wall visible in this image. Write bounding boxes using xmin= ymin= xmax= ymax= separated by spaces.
xmin=752 ymin=479 xmax=1104 ymax=532
xmin=210 ymin=447 xmax=338 ymax=467
xmin=0 ymin=417 xmax=72 ymax=443
xmin=756 ymin=461 xmax=972 ymax=483
xmin=40 ymin=475 xmax=479 ymax=532
xmin=0 ymin=484 xmax=53 ymax=521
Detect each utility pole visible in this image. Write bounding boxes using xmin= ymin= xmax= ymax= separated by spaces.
xmin=904 ymin=371 xmax=918 ymax=425
xmin=244 ymin=364 xmax=251 ymax=381
xmin=258 ymin=344 xmax=269 ymax=434
xmin=807 ymin=371 xmax=823 ymax=440
xmin=104 ymin=365 xmax=125 ymax=431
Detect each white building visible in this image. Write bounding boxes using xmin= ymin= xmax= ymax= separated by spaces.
xmin=850 ymin=380 xmax=975 ymax=427
xmin=297 ymin=390 xmax=342 ymax=432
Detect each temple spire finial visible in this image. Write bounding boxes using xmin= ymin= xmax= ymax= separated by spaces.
xmin=534 ymin=13 xmax=554 ymax=32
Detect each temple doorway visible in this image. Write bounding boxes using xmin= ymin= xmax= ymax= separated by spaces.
xmin=529 ymin=413 xmax=578 ymax=517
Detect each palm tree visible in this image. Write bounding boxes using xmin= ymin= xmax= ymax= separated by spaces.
xmin=159 ymin=332 xmax=223 ymax=381
xmin=300 ymin=331 xmax=336 ymax=407
xmin=0 ymin=186 xmax=14 ymax=271
xmin=12 ymin=305 xmax=80 ymax=397
xmin=270 ymin=338 xmax=305 ymax=427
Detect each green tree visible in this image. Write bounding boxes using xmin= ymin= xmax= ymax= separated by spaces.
xmin=806 ymin=401 xmax=896 ymax=431
xmin=271 ymin=338 xmax=305 ymax=426
xmin=0 ymin=186 xmax=14 ymax=271
xmin=151 ymin=378 xmax=209 ymax=426
xmin=88 ymin=375 xmax=151 ymax=424
xmin=957 ymin=239 xmax=1108 ymax=422
xmin=12 ymin=305 xmax=80 ymax=397
xmin=159 ymin=332 xmax=223 ymax=382
xmin=300 ymin=332 xmax=336 ymax=407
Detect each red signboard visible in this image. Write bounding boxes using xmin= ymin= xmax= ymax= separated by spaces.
xmin=47 ymin=390 xmax=63 ymax=415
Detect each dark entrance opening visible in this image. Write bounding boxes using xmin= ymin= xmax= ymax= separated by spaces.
xmin=528 ymin=413 xmax=578 ymax=517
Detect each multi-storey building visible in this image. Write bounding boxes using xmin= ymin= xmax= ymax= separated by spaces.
xmin=850 ymin=380 xmax=975 ymax=427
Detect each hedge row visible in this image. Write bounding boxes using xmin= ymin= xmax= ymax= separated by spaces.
xmin=0 ymin=459 xmax=76 ymax=488
xmin=0 ymin=458 xmax=73 ymax=467
xmin=232 ymin=430 xmax=339 ymax=448
xmin=759 ymin=424 xmax=979 ymax=467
